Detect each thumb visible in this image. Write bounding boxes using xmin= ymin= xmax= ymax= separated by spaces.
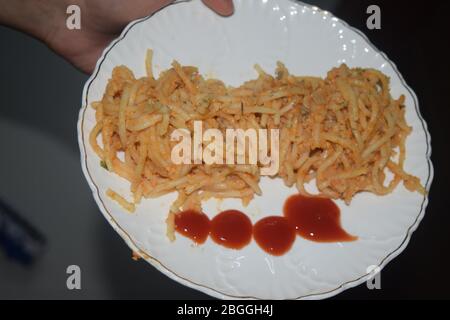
xmin=201 ymin=0 xmax=234 ymax=16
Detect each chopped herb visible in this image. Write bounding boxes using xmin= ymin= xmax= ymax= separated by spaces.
xmin=100 ymin=160 xmax=108 ymax=170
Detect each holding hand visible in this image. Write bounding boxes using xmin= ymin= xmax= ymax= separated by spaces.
xmin=0 ymin=0 xmax=234 ymax=73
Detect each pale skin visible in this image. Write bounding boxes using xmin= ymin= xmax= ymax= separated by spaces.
xmin=0 ymin=0 xmax=234 ymax=73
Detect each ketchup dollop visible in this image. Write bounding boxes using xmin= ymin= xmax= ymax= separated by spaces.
xmin=174 ymin=194 xmax=357 ymax=255
xmin=283 ymin=194 xmax=357 ymax=242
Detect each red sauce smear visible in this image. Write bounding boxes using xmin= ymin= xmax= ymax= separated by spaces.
xmin=174 ymin=194 xmax=357 ymax=255
xmin=283 ymin=194 xmax=357 ymax=242
xmin=174 ymin=210 xmax=210 ymax=244
xmin=253 ymin=216 xmax=296 ymax=256
xmin=210 ymin=210 xmax=252 ymax=249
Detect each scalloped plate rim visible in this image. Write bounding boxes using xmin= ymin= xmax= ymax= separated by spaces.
xmin=77 ymin=0 xmax=433 ymax=300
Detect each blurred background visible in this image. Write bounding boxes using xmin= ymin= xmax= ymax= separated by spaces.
xmin=0 ymin=0 xmax=448 ymax=299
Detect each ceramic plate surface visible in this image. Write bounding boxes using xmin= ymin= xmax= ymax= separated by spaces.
xmin=78 ymin=0 xmax=433 ymax=299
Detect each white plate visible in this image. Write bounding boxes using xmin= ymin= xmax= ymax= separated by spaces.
xmin=78 ymin=0 xmax=433 ymax=299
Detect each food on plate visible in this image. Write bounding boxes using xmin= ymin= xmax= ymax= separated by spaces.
xmin=89 ymin=50 xmax=424 ymax=239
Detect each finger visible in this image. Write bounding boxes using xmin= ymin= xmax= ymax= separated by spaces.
xmin=201 ymin=0 xmax=234 ymax=16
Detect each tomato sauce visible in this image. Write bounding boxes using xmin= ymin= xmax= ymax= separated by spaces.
xmin=174 ymin=194 xmax=357 ymax=255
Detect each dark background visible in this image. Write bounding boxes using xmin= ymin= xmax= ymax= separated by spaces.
xmin=0 ymin=0 xmax=448 ymax=299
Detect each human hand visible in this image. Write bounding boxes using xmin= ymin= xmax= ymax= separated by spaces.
xmin=0 ymin=0 xmax=234 ymax=74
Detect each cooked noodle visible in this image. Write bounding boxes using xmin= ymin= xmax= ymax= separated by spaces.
xmin=91 ymin=50 xmax=425 ymax=237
